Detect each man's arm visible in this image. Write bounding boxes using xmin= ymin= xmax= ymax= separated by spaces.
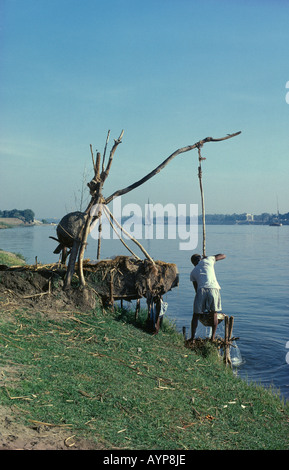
xmin=190 ymin=272 xmax=198 ymax=292
xmin=214 ymin=254 xmax=226 ymax=261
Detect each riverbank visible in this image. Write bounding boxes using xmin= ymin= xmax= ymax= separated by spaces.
xmin=0 ymin=218 xmax=55 ymax=229
xmin=0 ymin=218 xmax=27 ymax=229
xmin=0 ymin=249 xmax=26 ymax=266
xmin=0 ymin=253 xmax=288 ymax=450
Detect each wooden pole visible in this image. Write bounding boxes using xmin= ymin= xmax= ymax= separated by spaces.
xmin=135 ymin=299 xmax=140 ymax=320
xmin=105 ymin=131 xmax=241 ymax=204
xmin=97 ymin=211 xmax=102 ymax=260
xmin=223 ymin=315 xmax=234 ymax=367
xmin=228 ymin=316 xmax=234 ymax=340
xmin=102 ymin=130 xmax=111 ymax=172
xmin=103 ymin=205 xmax=155 ymax=263
xmin=102 ymin=206 xmax=141 ymax=260
xmin=197 ymin=146 xmax=206 ymax=258
xmin=78 ymin=214 xmax=93 ymax=286
xmin=64 ymin=240 xmax=80 ymax=289
xmin=224 ymin=315 xmax=229 ymax=365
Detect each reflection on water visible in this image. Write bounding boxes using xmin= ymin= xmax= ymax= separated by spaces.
xmin=0 ymin=224 xmax=288 ymax=401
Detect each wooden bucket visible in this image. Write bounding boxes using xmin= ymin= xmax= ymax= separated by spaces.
xmin=198 ymin=312 xmax=226 ymax=327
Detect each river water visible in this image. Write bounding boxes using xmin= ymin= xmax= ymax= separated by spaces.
xmin=0 ymin=223 xmax=288 ymax=402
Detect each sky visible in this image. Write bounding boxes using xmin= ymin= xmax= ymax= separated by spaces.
xmin=1 ymin=0 xmax=289 ymax=220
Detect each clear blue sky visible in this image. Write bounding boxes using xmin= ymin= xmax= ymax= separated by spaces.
xmin=1 ymin=0 xmax=289 ymax=219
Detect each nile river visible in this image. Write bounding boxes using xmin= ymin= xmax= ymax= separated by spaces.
xmin=0 ymin=223 xmax=288 ymax=401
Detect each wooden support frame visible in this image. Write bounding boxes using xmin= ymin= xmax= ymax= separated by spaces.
xmin=223 ymin=315 xmax=235 ymax=367
xmin=63 ymin=130 xmax=241 ymax=289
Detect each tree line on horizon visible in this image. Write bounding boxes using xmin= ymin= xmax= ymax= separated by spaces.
xmin=143 ymin=212 xmax=289 ymax=225
xmin=0 ymin=209 xmax=35 ymax=223
xmin=1 ymin=208 xmax=288 ymax=226
xmin=198 ymin=212 xmax=289 ymax=225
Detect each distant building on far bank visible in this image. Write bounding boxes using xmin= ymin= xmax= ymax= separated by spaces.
xmin=236 ymin=213 xmax=255 ymax=225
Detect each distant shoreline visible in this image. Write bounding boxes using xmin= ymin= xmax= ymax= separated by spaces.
xmin=0 ymin=218 xmax=57 ymax=229
xmin=1 ymin=214 xmax=288 ymax=229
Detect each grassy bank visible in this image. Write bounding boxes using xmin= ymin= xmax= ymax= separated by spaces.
xmin=0 ymin=249 xmax=26 ymax=266
xmin=0 ymin=300 xmax=288 ymax=450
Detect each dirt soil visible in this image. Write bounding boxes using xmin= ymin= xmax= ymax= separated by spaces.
xmin=0 ymin=269 xmax=98 ymax=315
xmin=0 ymin=269 xmax=103 ymax=450
xmin=0 ymin=405 xmax=99 ymax=450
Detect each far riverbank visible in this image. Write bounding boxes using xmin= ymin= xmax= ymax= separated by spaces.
xmin=0 ymin=218 xmax=56 ymax=229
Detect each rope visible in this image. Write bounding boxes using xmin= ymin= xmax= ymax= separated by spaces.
xmin=103 ymin=205 xmax=155 ymax=264
xmin=102 ymin=206 xmax=141 ymax=260
xmin=58 ymin=222 xmax=83 ymax=243
xmin=197 ymin=145 xmax=206 ymax=258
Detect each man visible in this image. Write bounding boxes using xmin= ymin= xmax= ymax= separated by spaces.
xmin=190 ymin=253 xmax=226 ymax=342
xmin=149 ymin=295 xmax=168 ymax=335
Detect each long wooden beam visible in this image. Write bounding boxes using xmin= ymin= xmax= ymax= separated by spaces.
xmin=105 ymin=131 xmax=241 ymax=204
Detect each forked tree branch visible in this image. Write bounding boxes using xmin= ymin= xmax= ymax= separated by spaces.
xmin=101 ymin=129 xmax=124 ymax=183
xmin=105 ymin=131 xmax=241 ymax=204
xmin=102 ymin=129 xmax=111 ymax=172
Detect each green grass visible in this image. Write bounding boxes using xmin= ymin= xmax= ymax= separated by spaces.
xmin=0 ymin=305 xmax=288 ymax=450
xmin=0 ymin=249 xmax=26 ymax=266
